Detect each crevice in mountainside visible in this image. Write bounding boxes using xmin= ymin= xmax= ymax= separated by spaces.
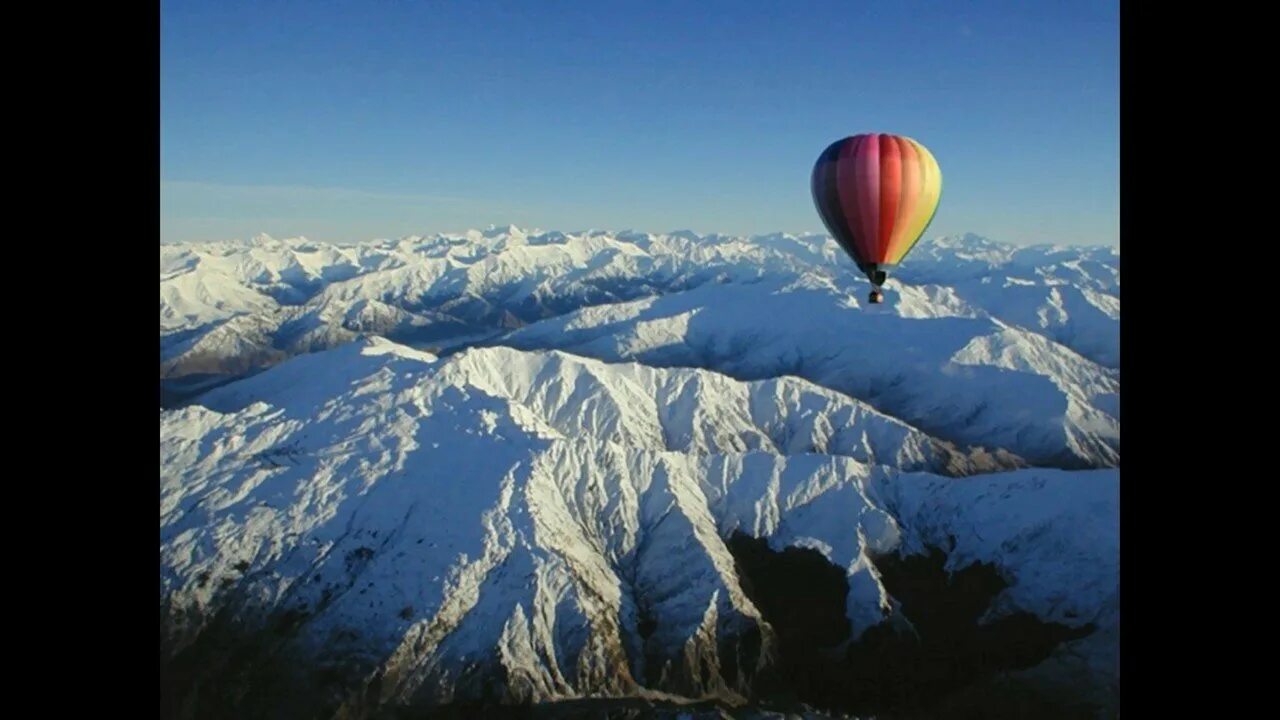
xmin=161 ymin=370 xmax=263 ymax=409
xmin=725 ymin=534 xmax=1098 ymax=719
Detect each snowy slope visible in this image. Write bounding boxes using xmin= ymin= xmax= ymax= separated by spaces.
xmin=500 ymin=278 xmax=1119 ymax=468
xmin=160 ymin=229 xmax=1119 ymax=379
xmin=160 ymin=338 xmax=1117 ymax=714
xmin=894 ymin=234 xmax=1120 ymax=367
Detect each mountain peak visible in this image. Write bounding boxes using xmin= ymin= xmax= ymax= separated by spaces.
xmin=929 ymin=232 xmax=999 ymax=248
xmin=482 ymin=223 xmax=527 ymax=238
xmin=667 ymin=229 xmax=702 ymax=241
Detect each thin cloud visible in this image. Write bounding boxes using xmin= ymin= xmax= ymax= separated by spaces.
xmin=160 ymin=180 xmax=471 ymax=206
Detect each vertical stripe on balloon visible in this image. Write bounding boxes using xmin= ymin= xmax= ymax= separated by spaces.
xmin=856 ymin=134 xmax=882 ymax=263
xmin=887 ymin=137 xmax=922 ymax=263
xmin=812 ymin=146 xmax=839 ymax=251
xmin=878 ymin=134 xmax=902 ymax=262
xmin=895 ymin=137 xmax=942 ymax=264
xmin=812 ymin=141 xmax=858 ymax=261
xmin=835 ymin=136 xmax=868 ymax=263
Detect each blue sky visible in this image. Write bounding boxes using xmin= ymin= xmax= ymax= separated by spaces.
xmin=161 ymin=0 xmax=1118 ymax=246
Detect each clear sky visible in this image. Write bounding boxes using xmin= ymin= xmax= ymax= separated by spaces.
xmin=161 ymin=0 xmax=1118 ymax=246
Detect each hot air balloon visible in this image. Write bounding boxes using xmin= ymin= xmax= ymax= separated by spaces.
xmin=811 ymin=133 xmax=942 ymax=304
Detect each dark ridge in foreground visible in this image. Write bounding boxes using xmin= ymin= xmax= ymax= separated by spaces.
xmin=725 ymin=534 xmax=1100 ymax=719
xmin=376 ymin=697 xmax=850 ymax=719
xmin=159 ymin=538 xmax=1103 ymax=720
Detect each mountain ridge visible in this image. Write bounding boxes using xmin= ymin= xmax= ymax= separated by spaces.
xmin=161 ymin=336 xmax=1118 ymax=718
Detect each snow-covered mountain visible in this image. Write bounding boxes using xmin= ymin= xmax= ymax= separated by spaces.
xmin=160 ymin=228 xmax=1118 ymax=466
xmin=161 ymin=338 xmax=1117 ymax=719
xmin=159 ymin=228 xmax=1119 ymax=718
xmin=160 ymin=228 xmax=1119 ymax=374
xmin=500 ymin=278 xmax=1118 ymax=468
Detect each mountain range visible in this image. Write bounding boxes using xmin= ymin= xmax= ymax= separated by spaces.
xmin=160 ymin=228 xmax=1119 ymax=719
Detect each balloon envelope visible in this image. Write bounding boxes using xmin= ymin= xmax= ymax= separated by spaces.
xmin=811 ymin=134 xmax=942 ymax=279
